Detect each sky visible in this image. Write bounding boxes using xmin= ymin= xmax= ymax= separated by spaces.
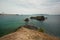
xmin=0 ymin=0 xmax=60 ymax=15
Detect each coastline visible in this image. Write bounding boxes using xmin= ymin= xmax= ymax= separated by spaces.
xmin=0 ymin=25 xmax=60 ymax=40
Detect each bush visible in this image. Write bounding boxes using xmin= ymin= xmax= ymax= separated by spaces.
xmin=38 ymin=27 xmax=44 ymax=32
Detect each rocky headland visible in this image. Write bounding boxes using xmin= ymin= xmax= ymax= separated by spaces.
xmin=0 ymin=25 xmax=60 ymax=40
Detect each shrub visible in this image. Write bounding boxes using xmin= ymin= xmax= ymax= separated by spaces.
xmin=38 ymin=27 xmax=44 ymax=32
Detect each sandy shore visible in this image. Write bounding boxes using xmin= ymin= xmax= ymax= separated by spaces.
xmin=0 ymin=26 xmax=60 ymax=40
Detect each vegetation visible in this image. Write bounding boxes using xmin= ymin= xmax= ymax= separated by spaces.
xmin=38 ymin=27 xmax=44 ymax=32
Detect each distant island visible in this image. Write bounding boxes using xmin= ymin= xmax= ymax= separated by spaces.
xmin=0 ymin=13 xmax=60 ymax=16
xmin=0 ymin=14 xmax=19 ymax=16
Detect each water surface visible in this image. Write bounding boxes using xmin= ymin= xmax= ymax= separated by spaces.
xmin=0 ymin=15 xmax=60 ymax=37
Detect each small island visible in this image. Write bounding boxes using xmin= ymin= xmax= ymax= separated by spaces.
xmin=30 ymin=16 xmax=46 ymax=21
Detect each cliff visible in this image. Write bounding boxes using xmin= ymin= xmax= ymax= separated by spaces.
xmin=0 ymin=26 xmax=60 ymax=40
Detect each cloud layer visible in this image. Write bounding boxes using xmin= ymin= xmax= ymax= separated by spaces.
xmin=0 ymin=0 xmax=60 ymax=15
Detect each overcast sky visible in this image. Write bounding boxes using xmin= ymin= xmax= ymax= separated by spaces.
xmin=0 ymin=0 xmax=60 ymax=15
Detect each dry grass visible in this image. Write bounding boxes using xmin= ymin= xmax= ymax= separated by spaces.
xmin=0 ymin=27 xmax=60 ymax=40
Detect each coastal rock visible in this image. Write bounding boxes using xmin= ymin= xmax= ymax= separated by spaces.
xmin=0 ymin=26 xmax=60 ymax=40
xmin=30 ymin=16 xmax=46 ymax=21
xmin=24 ymin=18 xmax=29 ymax=22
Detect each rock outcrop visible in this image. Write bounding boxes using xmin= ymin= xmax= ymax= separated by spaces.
xmin=24 ymin=18 xmax=29 ymax=22
xmin=0 ymin=26 xmax=60 ymax=40
xmin=30 ymin=16 xmax=46 ymax=21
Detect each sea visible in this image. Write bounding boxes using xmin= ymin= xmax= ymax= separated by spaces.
xmin=0 ymin=15 xmax=60 ymax=37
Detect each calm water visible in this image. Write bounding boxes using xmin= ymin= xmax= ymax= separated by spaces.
xmin=0 ymin=15 xmax=60 ymax=37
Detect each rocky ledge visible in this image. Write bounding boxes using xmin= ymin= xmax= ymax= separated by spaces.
xmin=0 ymin=26 xmax=60 ymax=40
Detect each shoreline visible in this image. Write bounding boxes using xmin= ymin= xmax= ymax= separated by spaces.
xmin=0 ymin=25 xmax=60 ymax=40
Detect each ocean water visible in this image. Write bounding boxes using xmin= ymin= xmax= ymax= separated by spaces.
xmin=0 ymin=15 xmax=60 ymax=37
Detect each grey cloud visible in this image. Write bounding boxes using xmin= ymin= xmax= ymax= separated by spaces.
xmin=47 ymin=0 xmax=60 ymax=2
xmin=0 ymin=0 xmax=60 ymax=14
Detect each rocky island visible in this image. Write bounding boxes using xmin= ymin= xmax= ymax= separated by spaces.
xmin=30 ymin=16 xmax=47 ymax=21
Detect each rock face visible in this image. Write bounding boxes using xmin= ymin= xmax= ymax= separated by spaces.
xmin=30 ymin=16 xmax=46 ymax=21
xmin=0 ymin=27 xmax=60 ymax=40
